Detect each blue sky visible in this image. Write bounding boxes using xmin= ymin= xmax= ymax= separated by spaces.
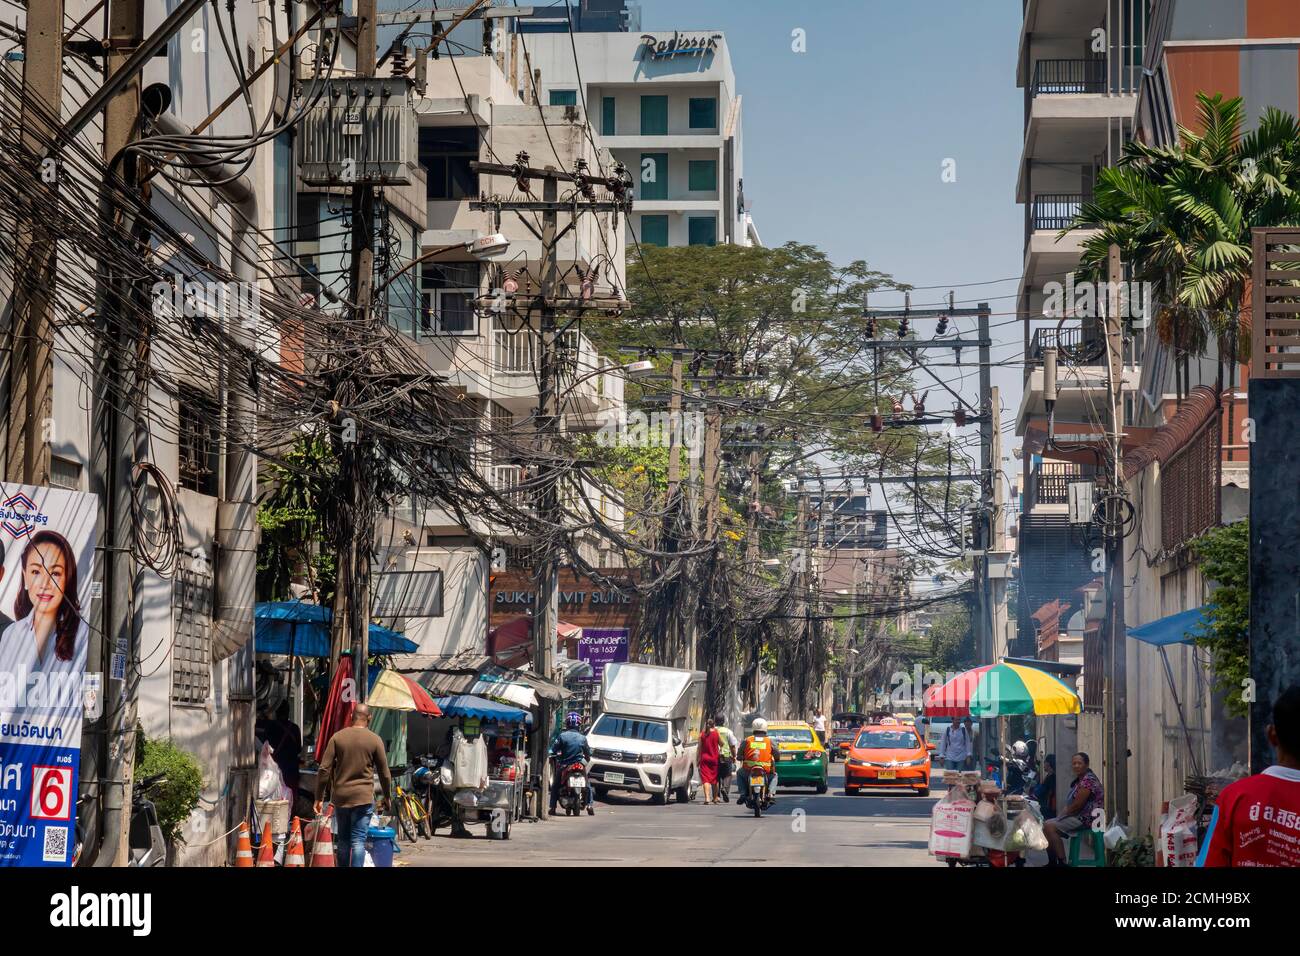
xmin=638 ymin=0 xmax=1028 ymax=446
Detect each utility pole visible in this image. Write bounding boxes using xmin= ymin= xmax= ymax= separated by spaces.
xmin=333 ymin=0 xmax=379 ymax=694
xmin=7 ymin=0 xmax=62 ymax=486
xmin=1105 ymin=243 xmax=1129 ymax=824
xmin=94 ymin=0 xmax=144 ymax=868
xmin=665 ymin=330 xmax=685 ymax=666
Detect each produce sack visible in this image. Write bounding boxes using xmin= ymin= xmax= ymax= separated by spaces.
xmin=929 ymin=786 xmax=975 ymax=859
xmin=1159 ymin=794 xmax=1199 ymax=866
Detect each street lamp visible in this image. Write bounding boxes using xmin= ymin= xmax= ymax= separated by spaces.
xmin=374 ymin=235 xmax=512 ymax=295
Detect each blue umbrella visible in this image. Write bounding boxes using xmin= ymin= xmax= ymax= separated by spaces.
xmin=254 ymin=601 xmax=418 ymax=657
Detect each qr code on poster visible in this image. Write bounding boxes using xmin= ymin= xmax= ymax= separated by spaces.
xmin=43 ymin=826 xmax=68 ymax=863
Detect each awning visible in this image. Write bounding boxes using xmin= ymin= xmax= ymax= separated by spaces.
xmin=434 ymin=694 xmax=531 ymax=725
xmin=394 ymin=652 xmax=572 ymax=704
xmin=487 ymin=615 xmax=582 ymax=668
xmin=253 ymin=601 xmax=418 ymax=657
xmin=1129 ymin=606 xmax=1212 ymax=646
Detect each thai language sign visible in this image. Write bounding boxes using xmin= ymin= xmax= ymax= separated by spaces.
xmin=0 ymin=485 xmax=97 ymax=866
xmin=578 ymin=628 xmax=629 ymax=683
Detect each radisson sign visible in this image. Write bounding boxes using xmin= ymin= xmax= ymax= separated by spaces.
xmin=638 ymin=32 xmax=721 ymax=61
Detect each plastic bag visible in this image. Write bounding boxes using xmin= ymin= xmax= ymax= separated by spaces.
xmin=1104 ymin=821 xmax=1129 ymax=851
xmin=256 ymin=742 xmax=286 ymax=801
xmin=1011 ymin=808 xmax=1049 ymax=852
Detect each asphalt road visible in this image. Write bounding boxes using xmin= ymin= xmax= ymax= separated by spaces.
xmin=403 ymin=762 xmax=942 ymax=867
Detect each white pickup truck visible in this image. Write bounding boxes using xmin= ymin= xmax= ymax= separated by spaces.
xmin=587 ymin=662 xmax=706 ymax=804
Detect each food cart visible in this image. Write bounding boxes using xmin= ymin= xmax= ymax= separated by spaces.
xmin=923 ymin=660 xmax=1081 ymax=867
xmin=429 ymin=694 xmax=531 ymax=841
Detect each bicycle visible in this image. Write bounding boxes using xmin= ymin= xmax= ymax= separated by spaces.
xmin=393 ymin=783 xmax=430 ymax=842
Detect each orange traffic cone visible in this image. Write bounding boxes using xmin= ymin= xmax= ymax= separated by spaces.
xmin=309 ymin=809 xmax=336 ymax=868
xmin=284 ymin=818 xmax=306 ymax=868
xmin=256 ymin=820 xmax=276 ymax=867
xmin=233 ymin=821 xmax=255 ymax=868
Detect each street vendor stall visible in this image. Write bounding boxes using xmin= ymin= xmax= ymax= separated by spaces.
xmin=419 ymin=695 xmax=532 ymax=840
xmin=923 ymin=660 xmax=1081 ymax=866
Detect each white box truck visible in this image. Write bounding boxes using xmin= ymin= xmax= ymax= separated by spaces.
xmin=587 ymin=662 xmax=706 ymax=804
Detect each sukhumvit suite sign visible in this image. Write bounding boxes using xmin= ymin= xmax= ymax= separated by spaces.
xmin=0 ymin=485 xmax=97 ymax=867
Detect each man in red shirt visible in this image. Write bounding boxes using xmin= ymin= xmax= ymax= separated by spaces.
xmin=1198 ymin=686 xmax=1300 ymax=867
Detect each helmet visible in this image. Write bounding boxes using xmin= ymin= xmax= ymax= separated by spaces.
xmin=1012 ymin=740 xmax=1028 ymax=758
xmin=564 ymin=711 xmax=582 ymax=730
xmin=751 ymin=718 xmax=768 ymax=734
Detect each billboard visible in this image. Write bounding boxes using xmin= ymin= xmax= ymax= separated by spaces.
xmin=0 ymin=484 xmax=98 ymax=866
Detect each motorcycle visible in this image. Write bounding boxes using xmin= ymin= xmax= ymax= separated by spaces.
xmin=1002 ymin=745 xmax=1037 ymax=796
xmin=128 ymin=773 xmax=168 ymax=867
xmin=555 ymin=759 xmax=593 ymax=817
xmin=741 ymin=766 xmax=774 ymax=817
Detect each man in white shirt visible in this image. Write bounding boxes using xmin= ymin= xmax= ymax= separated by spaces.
xmin=811 ymin=709 xmax=828 ymax=748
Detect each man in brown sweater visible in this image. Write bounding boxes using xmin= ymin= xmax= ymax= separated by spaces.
xmin=314 ymin=704 xmax=392 ymax=867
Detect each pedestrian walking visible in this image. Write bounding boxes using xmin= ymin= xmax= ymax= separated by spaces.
xmin=716 ymin=718 xmax=739 ymax=802
xmin=961 ymin=717 xmax=977 ymax=771
xmin=939 ymin=720 xmax=971 ymax=771
xmin=314 ymin=703 xmax=392 ymax=868
xmin=698 ymin=717 xmax=720 ymax=804
xmin=1198 ymin=686 xmax=1300 ymax=867
xmin=811 ymin=708 xmax=828 ymax=749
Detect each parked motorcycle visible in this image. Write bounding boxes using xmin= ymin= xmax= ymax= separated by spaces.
xmin=555 ymin=759 xmax=593 ymax=816
xmin=741 ymin=766 xmax=774 ymax=817
xmin=128 ymin=773 xmax=168 ymax=867
xmin=1002 ymin=741 xmax=1037 ymax=796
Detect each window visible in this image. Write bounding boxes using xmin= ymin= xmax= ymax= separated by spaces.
xmin=420 ymin=261 xmax=479 ymax=335
xmin=418 ymin=126 xmax=479 ymax=200
xmin=178 ymin=385 xmax=220 ymax=496
xmin=688 ymin=216 xmax=716 ymax=246
xmin=549 ymin=89 xmax=577 ymax=107
xmin=640 ymin=215 xmax=669 ymax=246
xmin=172 ymin=562 xmax=213 ymax=705
xmin=602 ymin=96 xmax=616 ymax=136
xmin=640 ymin=152 xmax=668 ymax=200
xmin=689 ymin=97 xmax=717 ymax=129
xmin=640 ymin=95 xmax=668 ymax=135
xmin=273 ymin=131 xmax=294 ymax=241
xmin=591 ymin=714 xmax=669 ymax=743
xmin=688 ymin=159 xmax=717 ymax=191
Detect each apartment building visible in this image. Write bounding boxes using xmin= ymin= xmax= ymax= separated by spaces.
xmin=522 ymin=29 xmax=759 ymax=249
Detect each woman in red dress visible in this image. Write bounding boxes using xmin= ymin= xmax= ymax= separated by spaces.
xmin=698 ymin=717 xmax=720 ymax=804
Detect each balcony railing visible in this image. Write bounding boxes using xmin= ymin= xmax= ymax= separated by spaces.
xmin=1030 ymin=325 xmax=1107 ymax=365
xmin=1031 ymin=59 xmax=1106 ymax=96
xmin=492 ymin=325 xmax=585 ymax=376
xmin=1031 ymin=193 xmax=1086 ymax=232
xmin=1034 ymin=462 xmax=1084 ymax=506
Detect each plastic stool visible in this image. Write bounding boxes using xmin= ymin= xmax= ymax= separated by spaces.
xmin=1068 ymin=829 xmax=1106 ymax=867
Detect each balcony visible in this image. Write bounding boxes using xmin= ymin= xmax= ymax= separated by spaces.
xmin=1029 ymin=325 xmax=1106 ymax=366
xmin=1032 ymin=461 xmax=1086 ymax=507
xmin=1031 ymin=193 xmax=1086 ymax=232
xmin=1031 ymin=59 xmax=1106 ymax=97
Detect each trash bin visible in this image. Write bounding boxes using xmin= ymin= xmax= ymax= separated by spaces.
xmin=363 ymin=826 xmax=399 ymax=867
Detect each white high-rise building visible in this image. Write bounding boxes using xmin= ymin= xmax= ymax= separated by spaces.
xmin=522 ymin=30 xmax=759 ymax=249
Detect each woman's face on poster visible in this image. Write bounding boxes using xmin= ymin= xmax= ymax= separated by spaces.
xmin=24 ymin=542 xmax=67 ymax=614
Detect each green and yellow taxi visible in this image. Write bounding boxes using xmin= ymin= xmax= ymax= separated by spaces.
xmin=767 ymin=721 xmax=829 ymax=793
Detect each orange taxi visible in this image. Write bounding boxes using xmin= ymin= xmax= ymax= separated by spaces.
xmin=842 ymin=720 xmax=935 ymax=796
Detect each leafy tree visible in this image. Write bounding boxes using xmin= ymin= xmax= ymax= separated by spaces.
xmin=257 ymin=434 xmax=339 ymax=603
xmin=1192 ymin=521 xmax=1250 ymax=717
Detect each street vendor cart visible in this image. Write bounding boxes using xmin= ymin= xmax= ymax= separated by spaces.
xmin=430 ymin=694 xmax=531 ymax=841
xmin=923 ymin=660 xmax=1081 ymax=867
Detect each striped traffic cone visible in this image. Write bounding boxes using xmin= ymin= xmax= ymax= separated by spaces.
xmin=309 ymin=808 xmax=336 ymax=867
xmin=283 ymin=818 xmax=306 ymax=868
xmin=233 ymin=822 xmax=254 ymax=868
xmin=256 ymin=820 xmax=276 ymax=867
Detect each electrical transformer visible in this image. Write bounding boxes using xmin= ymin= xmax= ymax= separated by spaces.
xmin=299 ymin=77 xmax=415 ymax=186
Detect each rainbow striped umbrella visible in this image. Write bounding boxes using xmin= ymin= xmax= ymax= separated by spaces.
xmin=923 ymin=662 xmax=1080 ymax=718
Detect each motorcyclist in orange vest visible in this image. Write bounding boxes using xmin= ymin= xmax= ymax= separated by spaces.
xmin=738 ymin=718 xmax=780 ymax=807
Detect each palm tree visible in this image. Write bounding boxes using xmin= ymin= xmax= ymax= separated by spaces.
xmin=1065 ymin=92 xmax=1300 ymax=396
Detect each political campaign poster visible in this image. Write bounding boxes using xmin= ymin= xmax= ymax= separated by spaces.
xmin=0 ymin=484 xmax=98 ymax=866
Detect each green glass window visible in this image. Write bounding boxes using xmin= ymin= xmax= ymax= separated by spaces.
xmin=640 ymin=153 xmax=668 ymax=200
xmin=602 ymin=96 xmax=616 ymax=136
xmin=688 ymin=160 xmax=717 ymax=192
xmin=640 ymin=95 xmax=668 ymax=135
xmin=640 ymin=215 xmax=669 ymax=247
xmin=549 ymin=89 xmax=577 ymax=107
xmin=688 ymin=216 xmax=716 ymax=246
xmin=688 ymin=97 xmax=717 ymax=129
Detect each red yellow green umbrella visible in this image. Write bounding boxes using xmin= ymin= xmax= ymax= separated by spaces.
xmin=923 ymin=661 xmax=1080 ymax=718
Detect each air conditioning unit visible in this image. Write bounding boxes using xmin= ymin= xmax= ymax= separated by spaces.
xmin=300 ymin=78 xmax=415 ymax=186
xmin=1068 ymin=480 xmax=1095 ymax=525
